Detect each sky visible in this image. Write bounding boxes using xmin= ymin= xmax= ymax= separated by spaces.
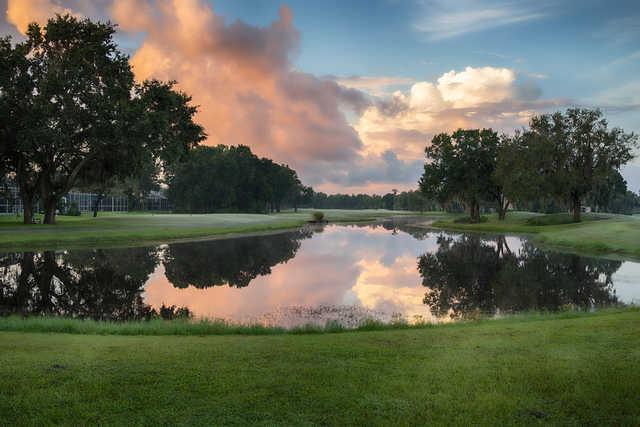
xmin=2 ymin=0 xmax=640 ymax=194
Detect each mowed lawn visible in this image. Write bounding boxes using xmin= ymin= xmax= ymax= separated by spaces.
xmin=0 ymin=209 xmax=422 ymax=250
xmin=1 ymin=309 xmax=638 ymax=425
xmin=433 ymin=212 xmax=640 ymax=260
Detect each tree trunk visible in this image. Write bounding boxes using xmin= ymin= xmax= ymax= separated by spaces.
xmin=572 ymin=197 xmax=581 ymax=222
xmin=468 ymin=200 xmax=481 ymax=222
xmin=498 ymin=196 xmax=508 ymax=220
xmin=43 ymin=196 xmax=57 ymax=225
xmin=17 ymin=169 xmax=38 ymax=224
xmin=498 ymin=208 xmax=506 ymax=220
xmin=22 ymin=195 xmax=34 ymax=224
xmin=93 ymin=193 xmax=104 ymax=218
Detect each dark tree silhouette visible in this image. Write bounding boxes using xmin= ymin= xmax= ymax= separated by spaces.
xmin=0 ymin=247 xmax=165 ymax=320
xmin=418 ymin=235 xmax=621 ymax=318
xmin=163 ymin=229 xmax=312 ymax=288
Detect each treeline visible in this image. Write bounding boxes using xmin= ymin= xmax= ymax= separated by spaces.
xmin=307 ymin=190 xmax=439 ymax=211
xmin=167 ymin=145 xmax=303 ymax=213
xmin=165 ymin=146 xmax=441 ymax=213
xmin=0 ymin=15 xmax=204 ymax=224
xmin=421 ymin=108 xmax=638 ymax=222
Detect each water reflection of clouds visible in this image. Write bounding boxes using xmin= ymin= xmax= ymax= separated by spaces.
xmin=352 ymin=255 xmax=431 ymax=321
xmin=142 ymin=223 xmax=640 ymax=325
xmin=144 ymin=224 xmax=436 ymax=323
xmin=3 ymin=222 xmax=637 ymax=324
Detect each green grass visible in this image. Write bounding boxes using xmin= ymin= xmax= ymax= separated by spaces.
xmin=0 ymin=309 xmax=630 ymax=336
xmin=433 ymin=211 xmax=640 ymax=259
xmin=1 ymin=308 xmax=638 ymax=425
xmin=0 ymin=314 xmax=418 ymax=336
xmin=525 ymin=212 xmax=608 ymax=226
xmin=3 ymin=209 xmax=638 ymax=259
xmin=0 ymin=209 xmax=425 ymax=251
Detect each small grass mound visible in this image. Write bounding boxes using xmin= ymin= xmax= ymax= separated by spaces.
xmin=453 ymin=216 xmax=488 ymax=224
xmin=525 ymin=213 xmax=608 ymax=226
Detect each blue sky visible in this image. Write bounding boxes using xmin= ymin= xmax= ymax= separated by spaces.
xmin=212 ymin=0 xmax=639 ymax=108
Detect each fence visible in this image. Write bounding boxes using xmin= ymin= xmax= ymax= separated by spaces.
xmin=0 ymin=180 xmax=174 ymax=215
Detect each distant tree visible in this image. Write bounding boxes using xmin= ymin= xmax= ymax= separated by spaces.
xmin=587 ymin=170 xmax=628 ymax=213
xmin=299 ymin=186 xmax=315 ymax=209
xmin=270 ymin=163 xmax=299 ymax=213
xmin=382 ymin=192 xmax=395 ymax=210
xmin=167 ymin=145 xmax=305 ymax=213
xmin=420 ymin=129 xmax=508 ymax=222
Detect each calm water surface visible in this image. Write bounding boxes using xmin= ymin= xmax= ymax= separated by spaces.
xmin=1 ymin=219 xmax=639 ymax=327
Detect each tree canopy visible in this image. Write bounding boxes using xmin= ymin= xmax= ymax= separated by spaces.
xmin=167 ymin=145 xmax=301 ymax=213
xmin=420 ymin=109 xmax=638 ymax=222
xmin=1 ymin=15 xmax=204 ymax=223
xmin=420 ymin=129 xmax=507 ymax=222
xmin=497 ymin=109 xmax=637 ymax=221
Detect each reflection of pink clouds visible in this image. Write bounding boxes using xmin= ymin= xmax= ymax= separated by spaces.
xmin=143 ymin=225 xmax=446 ymax=325
xmin=351 ymin=255 xmax=433 ymax=321
xmin=144 ymin=250 xmax=361 ymax=322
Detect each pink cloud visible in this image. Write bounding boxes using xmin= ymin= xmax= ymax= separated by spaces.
xmin=111 ymin=0 xmax=367 ymax=172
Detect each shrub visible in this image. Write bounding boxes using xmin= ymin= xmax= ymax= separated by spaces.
xmin=312 ymin=211 xmax=325 ymax=222
xmin=66 ymin=202 xmax=81 ymax=216
xmin=157 ymin=304 xmax=192 ymax=320
xmin=525 ymin=213 xmax=607 ymax=226
xmin=453 ymin=215 xmax=488 ymax=224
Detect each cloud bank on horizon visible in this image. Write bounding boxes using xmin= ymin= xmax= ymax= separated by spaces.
xmin=3 ymin=0 xmax=640 ymax=193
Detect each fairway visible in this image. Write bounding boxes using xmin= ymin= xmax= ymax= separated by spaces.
xmin=0 ymin=210 xmax=423 ymax=250
xmin=433 ymin=212 xmax=640 ymax=260
xmin=1 ymin=310 xmax=638 ymax=425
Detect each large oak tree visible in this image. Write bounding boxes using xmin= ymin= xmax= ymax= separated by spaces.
xmin=1 ymin=15 xmax=204 ymax=224
xmin=497 ymin=109 xmax=637 ymax=222
xmin=420 ymin=129 xmax=508 ymax=222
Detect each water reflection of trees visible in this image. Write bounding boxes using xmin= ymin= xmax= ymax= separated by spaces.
xmin=0 ymin=229 xmax=313 ymax=318
xmin=0 ymin=248 xmax=161 ymax=320
xmin=418 ymin=235 xmax=621 ymax=318
xmin=163 ymin=229 xmax=312 ymax=288
xmin=349 ymin=217 xmax=432 ymax=239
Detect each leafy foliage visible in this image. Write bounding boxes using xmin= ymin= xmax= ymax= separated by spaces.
xmin=420 ymin=129 xmax=507 ymax=222
xmin=167 ymin=145 xmax=301 ymax=213
xmin=497 ymin=108 xmax=637 ymax=221
xmin=1 ymin=15 xmax=204 ymax=224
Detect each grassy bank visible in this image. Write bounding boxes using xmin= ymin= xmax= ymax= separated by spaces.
xmin=432 ymin=211 xmax=640 ymax=259
xmin=0 ymin=209 xmax=424 ymax=251
xmin=0 ymin=309 xmax=619 ymax=336
xmin=1 ymin=309 xmax=638 ymax=425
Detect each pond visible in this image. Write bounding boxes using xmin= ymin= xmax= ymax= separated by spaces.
xmin=1 ymin=218 xmax=639 ymax=327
